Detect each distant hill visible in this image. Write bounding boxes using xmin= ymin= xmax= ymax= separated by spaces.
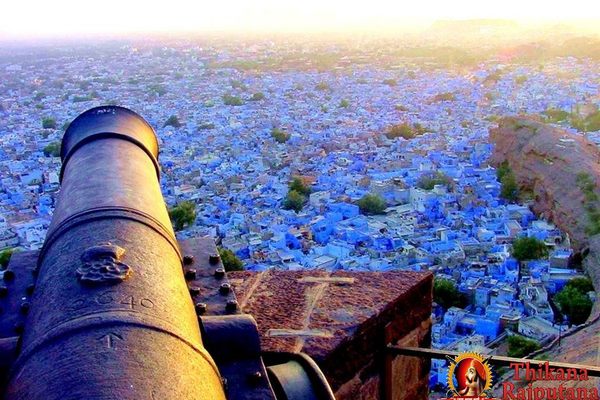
xmin=430 ymin=19 xmax=519 ymax=32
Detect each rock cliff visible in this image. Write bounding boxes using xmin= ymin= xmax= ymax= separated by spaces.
xmin=489 ymin=116 xmax=600 ymax=252
xmin=490 ymin=116 xmax=600 ymax=371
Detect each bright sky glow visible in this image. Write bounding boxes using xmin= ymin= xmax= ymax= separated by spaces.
xmin=1 ymin=0 xmax=600 ymax=38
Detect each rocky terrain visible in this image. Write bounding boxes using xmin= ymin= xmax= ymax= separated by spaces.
xmin=490 ymin=116 xmax=600 ymax=372
xmin=490 ymin=116 xmax=600 ymax=252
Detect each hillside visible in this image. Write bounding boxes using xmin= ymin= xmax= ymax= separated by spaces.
xmin=490 ymin=116 xmax=600 ymax=373
xmin=490 ymin=116 xmax=600 ymax=252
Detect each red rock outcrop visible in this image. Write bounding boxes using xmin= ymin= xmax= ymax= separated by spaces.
xmin=489 ymin=116 xmax=600 ymax=251
xmin=490 ymin=116 xmax=600 ymax=377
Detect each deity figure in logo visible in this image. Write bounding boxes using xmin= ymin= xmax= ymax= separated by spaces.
xmin=455 ymin=358 xmax=487 ymax=397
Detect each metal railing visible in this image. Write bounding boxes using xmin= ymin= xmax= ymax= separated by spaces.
xmin=387 ymin=346 xmax=600 ymax=377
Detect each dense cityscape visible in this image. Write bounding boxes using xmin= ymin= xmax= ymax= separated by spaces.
xmin=1 ymin=33 xmax=599 ymax=393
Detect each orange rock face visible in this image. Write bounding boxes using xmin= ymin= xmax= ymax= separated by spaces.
xmin=490 ymin=117 xmax=600 ymax=381
xmin=490 ymin=116 xmax=600 ymax=250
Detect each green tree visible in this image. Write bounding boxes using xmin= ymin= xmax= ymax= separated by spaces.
xmin=500 ymin=170 xmax=519 ymax=202
xmin=511 ymin=237 xmax=548 ymax=261
xmin=163 ymin=115 xmax=182 ymax=128
xmin=72 ymin=95 xmax=94 ymax=103
xmin=577 ymin=173 xmax=597 ymax=198
xmin=515 ymin=75 xmax=528 ymax=85
xmin=149 ymin=84 xmax=167 ymax=96
xmin=507 ymin=335 xmax=540 ymax=358
xmin=576 ymin=173 xmax=600 ymax=234
xmin=0 ymin=248 xmax=15 ymax=269
xmin=496 ymin=160 xmax=511 ymax=181
xmin=357 ymin=193 xmax=386 ymax=215
xmin=198 ymin=122 xmax=215 ymax=130
xmin=43 ymin=142 xmax=61 ymax=157
xmin=223 ymin=94 xmax=244 ymax=106
xmin=315 ymin=82 xmax=330 ymax=91
xmin=339 ymin=99 xmax=350 ymax=108
xmin=432 ymin=92 xmax=456 ymax=102
xmin=271 ymin=128 xmax=291 ymax=143
xmin=230 ymin=80 xmax=247 ymax=90
xmin=433 ymin=278 xmax=467 ymax=310
xmin=417 ymin=172 xmax=453 ymax=190
xmin=289 ymin=177 xmax=311 ymax=196
xmin=249 ymin=92 xmax=265 ymax=101
xmin=169 ymin=201 xmax=196 ymax=231
xmin=564 ymin=277 xmax=594 ymax=294
xmin=485 ymin=92 xmax=497 ymax=101
xmin=584 ymin=111 xmax=600 ymax=132
xmin=570 ymin=110 xmax=600 ymax=132
xmin=218 ymin=247 xmax=244 ymax=272
xmin=283 ymin=190 xmax=306 ymax=213
xmin=544 ymin=108 xmax=570 ymax=123
xmin=385 ymin=123 xmax=428 ymax=140
xmin=383 ymin=79 xmax=397 ymax=86
xmin=555 ymin=282 xmax=594 ymax=325
xmin=42 ymin=117 xmax=57 ymax=129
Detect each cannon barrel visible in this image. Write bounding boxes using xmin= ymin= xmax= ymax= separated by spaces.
xmin=5 ymin=106 xmax=226 ymax=399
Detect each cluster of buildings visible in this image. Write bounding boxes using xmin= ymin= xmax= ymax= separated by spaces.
xmin=0 ymin=42 xmax=598 ymax=384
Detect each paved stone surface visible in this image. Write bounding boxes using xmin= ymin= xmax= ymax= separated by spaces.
xmin=229 ymin=268 xmax=433 ymax=397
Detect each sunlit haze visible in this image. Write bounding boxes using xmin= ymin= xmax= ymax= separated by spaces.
xmin=2 ymin=0 xmax=600 ymax=39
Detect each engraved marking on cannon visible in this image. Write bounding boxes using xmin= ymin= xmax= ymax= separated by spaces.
xmin=140 ymin=298 xmax=154 ymax=309
xmin=95 ymin=107 xmax=116 ymax=115
xmin=96 ymin=291 xmax=155 ymax=309
xmin=97 ymin=291 xmax=116 ymax=305
xmin=77 ymin=243 xmax=131 ymax=285
xmin=99 ymin=332 xmax=123 ymax=349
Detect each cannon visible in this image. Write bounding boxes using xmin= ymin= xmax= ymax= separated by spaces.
xmin=0 ymin=106 xmax=335 ymax=400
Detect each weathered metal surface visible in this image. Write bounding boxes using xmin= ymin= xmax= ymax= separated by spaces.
xmin=59 ymin=105 xmax=160 ymax=180
xmin=179 ymin=237 xmax=239 ymax=317
xmin=0 ymin=250 xmax=39 ymax=339
xmin=201 ymin=314 xmax=277 ymax=400
xmin=264 ymin=352 xmax=336 ymax=400
xmin=0 ymin=337 xmax=19 ymax=367
xmin=42 ymin=107 xmax=180 ymax=265
xmin=5 ymin=106 xmax=226 ymax=400
xmin=0 ymin=250 xmax=38 ymax=386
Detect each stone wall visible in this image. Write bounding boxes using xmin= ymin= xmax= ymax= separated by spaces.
xmin=229 ymin=269 xmax=433 ymax=399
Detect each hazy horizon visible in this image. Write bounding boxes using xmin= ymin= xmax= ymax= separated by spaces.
xmin=2 ymin=0 xmax=600 ymax=41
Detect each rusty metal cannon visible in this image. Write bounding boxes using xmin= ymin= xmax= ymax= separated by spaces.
xmin=0 ymin=106 xmax=335 ymax=400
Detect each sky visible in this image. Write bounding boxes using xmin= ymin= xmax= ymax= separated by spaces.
xmin=1 ymin=0 xmax=600 ymax=38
